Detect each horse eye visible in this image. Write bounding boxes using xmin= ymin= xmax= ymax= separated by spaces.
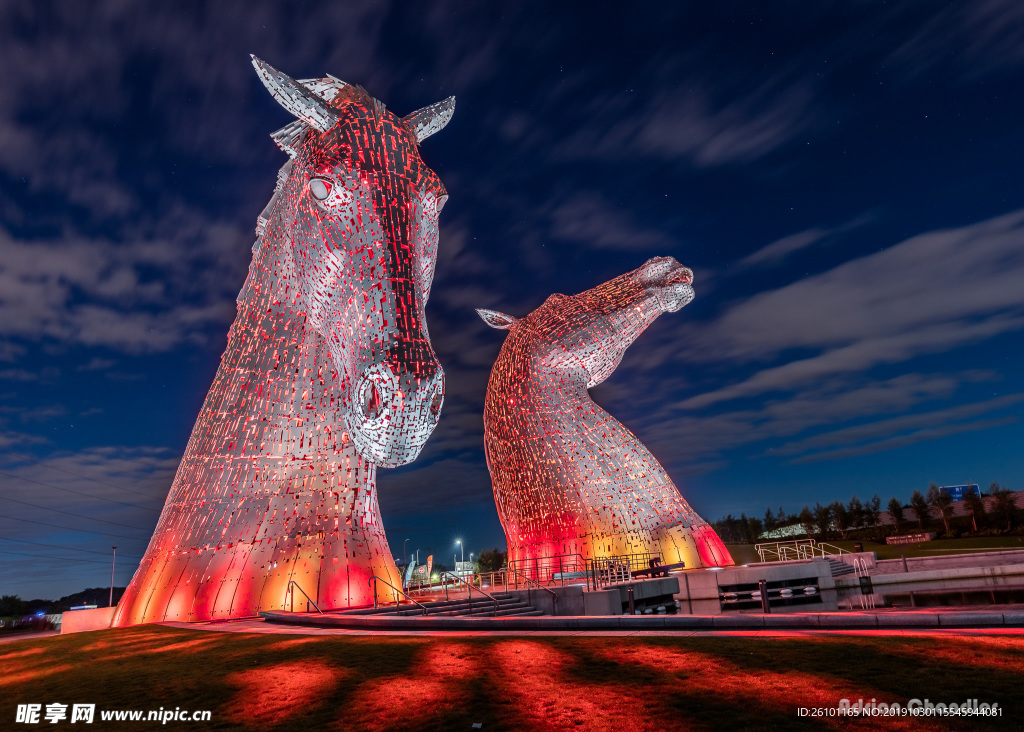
xmin=309 ymin=178 xmax=332 ymax=201
xmin=435 ymin=194 xmax=448 ymax=213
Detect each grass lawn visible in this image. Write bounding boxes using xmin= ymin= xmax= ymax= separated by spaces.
xmin=727 ymin=535 xmax=1024 ymax=564
xmin=2 ymin=625 xmax=1022 ymax=730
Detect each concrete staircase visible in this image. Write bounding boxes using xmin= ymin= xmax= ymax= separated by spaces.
xmin=825 ymin=557 xmax=856 ymax=577
xmin=338 ymin=592 xmax=545 ymax=618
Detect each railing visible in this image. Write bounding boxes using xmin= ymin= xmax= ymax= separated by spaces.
xmin=584 ymin=552 xmax=663 ymax=589
xmin=509 ymin=552 xmax=664 ymax=590
xmin=503 ymin=567 xmax=558 ymax=612
xmin=508 ymin=554 xmax=587 ymax=586
xmin=369 ymin=576 xmax=429 ymax=615
xmin=442 ymin=572 xmax=501 ymax=616
xmin=755 ymin=539 xmax=846 ymax=563
xmin=285 ymin=580 xmax=323 ymax=614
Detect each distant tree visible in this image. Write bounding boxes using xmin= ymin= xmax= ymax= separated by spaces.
xmin=887 ymin=497 xmax=905 ymax=534
xmin=0 ymin=595 xmax=27 ymax=617
xmin=712 ymin=514 xmax=745 ymax=544
xmin=910 ymin=490 xmax=931 ymax=530
xmin=927 ymin=483 xmax=955 ymax=534
xmin=847 ymin=496 xmax=864 ymax=530
xmin=866 ymin=495 xmax=882 ymax=530
xmin=799 ymin=506 xmax=816 ymax=538
xmin=962 ymin=486 xmax=985 ymax=532
xmin=990 ymin=483 xmax=1018 ymax=531
xmin=763 ymin=508 xmax=777 ymax=533
xmin=832 ymin=501 xmax=851 ymax=539
xmin=776 ymin=507 xmax=789 ymax=526
xmin=813 ymin=502 xmax=833 ymax=540
xmin=477 ymin=548 xmax=508 ymax=573
xmin=742 ymin=514 xmax=764 ymax=543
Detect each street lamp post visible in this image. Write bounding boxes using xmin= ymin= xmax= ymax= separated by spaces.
xmin=403 ymin=538 xmax=410 ymax=566
xmin=109 ymin=546 xmax=118 ymax=608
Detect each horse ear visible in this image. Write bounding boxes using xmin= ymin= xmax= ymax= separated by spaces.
xmin=476 ymin=308 xmax=517 ymax=330
xmin=403 ymin=96 xmax=455 ymax=142
xmin=251 ymin=55 xmax=339 ymax=133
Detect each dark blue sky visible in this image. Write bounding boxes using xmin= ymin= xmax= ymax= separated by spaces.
xmin=2 ymin=1 xmax=1023 ymax=599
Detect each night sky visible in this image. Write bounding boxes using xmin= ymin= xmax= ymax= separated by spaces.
xmin=2 ymin=2 xmax=1023 ymax=600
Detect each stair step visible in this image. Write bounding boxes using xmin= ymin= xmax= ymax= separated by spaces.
xmin=381 ymin=598 xmax=527 ymax=617
xmin=825 ymin=558 xmax=856 ymax=576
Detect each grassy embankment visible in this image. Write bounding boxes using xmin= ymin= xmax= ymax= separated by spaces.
xmin=726 ymin=535 xmax=1024 ymax=565
xmin=2 ymin=625 xmax=1021 ymax=730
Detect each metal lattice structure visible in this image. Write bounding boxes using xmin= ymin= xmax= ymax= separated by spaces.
xmin=113 ymin=58 xmax=453 ymax=625
xmin=478 ymin=257 xmax=734 ymax=571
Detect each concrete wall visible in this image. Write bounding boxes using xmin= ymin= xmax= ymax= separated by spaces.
xmin=874 ymin=549 xmax=1024 ymax=575
xmin=605 ymin=576 xmax=680 ymax=613
xmin=504 ymin=579 xmax=679 ymax=616
xmin=61 ymin=607 xmax=115 ymax=634
xmin=832 ymin=551 xmax=877 ymax=570
xmin=583 ymin=589 xmax=620 ymax=615
xmin=675 ymin=560 xmax=837 ymax=614
xmin=503 ymin=585 xmax=585 ymax=616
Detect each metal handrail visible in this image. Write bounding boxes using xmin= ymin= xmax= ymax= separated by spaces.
xmin=369 ymin=576 xmax=429 ymax=615
xmin=755 ymin=539 xmax=847 ymax=563
xmin=442 ymin=572 xmax=501 ymax=616
xmin=508 ymin=553 xmax=587 ymax=585
xmin=286 ymin=580 xmax=323 ymax=614
xmin=503 ymin=567 xmax=557 ymax=612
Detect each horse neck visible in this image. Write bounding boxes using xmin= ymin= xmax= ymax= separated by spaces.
xmin=487 ymin=342 xmax=618 ymax=441
xmin=191 ymin=216 xmax=371 ymax=488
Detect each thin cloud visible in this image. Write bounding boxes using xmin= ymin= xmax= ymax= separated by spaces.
xmin=557 ymin=79 xmax=814 ymax=168
xmin=738 ymin=214 xmax=872 ymax=269
xmin=790 ymin=416 xmax=1019 ymax=464
xmin=680 ymin=209 xmax=1024 ymax=408
xmin=773 ymin=392 xmax=1024 ymax=458
xmin=549 ymin=192 xmax=673 ymax=251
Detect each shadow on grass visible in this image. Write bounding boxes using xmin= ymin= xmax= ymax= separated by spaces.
xmin=1 ymin=627 xmax=1020 ymax=730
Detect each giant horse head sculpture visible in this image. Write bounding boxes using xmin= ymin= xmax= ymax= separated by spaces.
xmin=478 ymin=257 xmax=733 ymax=571
xmin=478 ymin=256 xmax=694 ymax=389
xmin=253 ymin=56 xmax=451 ymax=466
xmin=111 ymin=60 xmax=455 ymax=626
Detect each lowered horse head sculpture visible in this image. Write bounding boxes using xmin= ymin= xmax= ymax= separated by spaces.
xmin=251 ymin=56 xmax=450 ymax=466
xmin=113 ymin=58 xmax=453 ymax=626
xmin=478 ymin=257 xmax=734 ymax=574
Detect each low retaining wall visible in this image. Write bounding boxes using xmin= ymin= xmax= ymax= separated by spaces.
xmin=838 ymin=561 xmax=1024 ymax=588
xmin=61 ymin=607 xmax=115 ymax=634
xmin=260 ymin=608 xmax=1024 ymax=631
xmin=676 ymin=560 xmax=836 ymax=614
xmin=875 ymin=549 xmax=1024 ymax=575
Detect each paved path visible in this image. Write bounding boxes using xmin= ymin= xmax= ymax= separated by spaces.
xmin=0 ymin=630 xmax=59 ymax=645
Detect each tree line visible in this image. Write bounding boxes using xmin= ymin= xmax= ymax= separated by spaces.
xmin=712 ymin=482 xmax=1020 ymax=544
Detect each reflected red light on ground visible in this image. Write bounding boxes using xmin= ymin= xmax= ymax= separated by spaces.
xmin=488 ymin=641 xmax=655 ymax=731
xmin=224 ymin=660 xmax=345 ymax=727
xmin=0 ymin=663 xmax=74 ymax=688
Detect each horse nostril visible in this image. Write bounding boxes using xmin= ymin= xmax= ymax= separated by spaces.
xmin=361 ymin=381 xmax=383 ymax=419
xmin=430 ymin=390 xmax=443 ymax=418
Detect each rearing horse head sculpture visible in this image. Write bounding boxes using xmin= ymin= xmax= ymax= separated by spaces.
xmin=253 ymin=56 xmax=452 ymax=467
xmin=478 ymin=257 xmax=733 ymax=573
